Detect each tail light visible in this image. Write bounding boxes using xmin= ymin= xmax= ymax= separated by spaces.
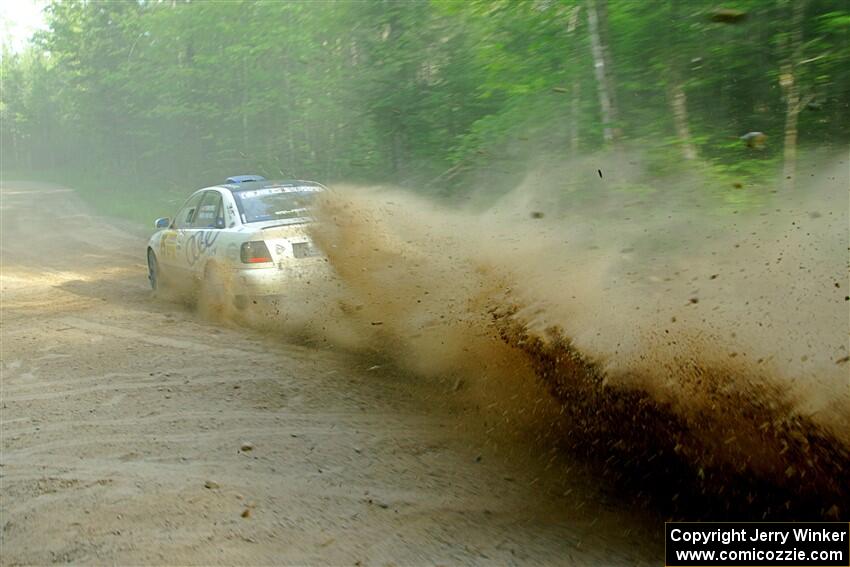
xmin=240 ymin=241 xmax=273 ymax=263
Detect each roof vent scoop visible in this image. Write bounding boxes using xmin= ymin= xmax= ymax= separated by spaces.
xmin=226 ymin=174 xmax=266 ymax=183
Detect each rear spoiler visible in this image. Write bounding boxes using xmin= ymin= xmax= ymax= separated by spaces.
xmin=259 ymin=217 xmax=313 ymax=229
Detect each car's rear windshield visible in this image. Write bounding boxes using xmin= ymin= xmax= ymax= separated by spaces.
xmin=233 ymin=186 xmax=320 ymax=224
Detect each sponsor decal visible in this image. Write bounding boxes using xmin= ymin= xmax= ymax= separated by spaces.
xmin=185 ymin=230 xmax=220 ymax=266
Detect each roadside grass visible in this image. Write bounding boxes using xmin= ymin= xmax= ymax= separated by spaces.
xmin=1 ymin=169 xmax=187 ymax=229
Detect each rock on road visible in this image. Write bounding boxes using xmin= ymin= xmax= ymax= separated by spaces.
xmin=0 ymin=181 xmax=658 ymax=565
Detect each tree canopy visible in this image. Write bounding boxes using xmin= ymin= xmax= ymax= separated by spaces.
xmin=2 ymin=0 xmax=848 ymax=218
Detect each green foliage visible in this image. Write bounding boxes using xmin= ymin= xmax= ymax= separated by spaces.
xmin=2 ymin=0 xmax=848 ymax=222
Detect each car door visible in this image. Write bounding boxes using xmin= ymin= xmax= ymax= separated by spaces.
xmin=161 ymin=191 xmax=204 ymax=277
xmin=159 ymin=191 xmax=204 ymax=275
xmin=184 ymin=190 xmax=225 ymax=275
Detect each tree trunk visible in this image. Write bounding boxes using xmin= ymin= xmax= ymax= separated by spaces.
xmin=12 ymin=125 xmax=20 ymax=170
xmin=586 ymin=0 xmax=618 ymax=144
xmin=779 ymin=0 xmax=806 ymax=190
xmin=664 ymin=1 xmax=696 ymax=161
xmin=781 ymin=79 xmax=800 ymax=187
xmin=280 ymin=48 xmax=295 ymax=173
xmin=668 ymin=80 xmax=697 ymax=160
xmin=567 ymin=5 xmax=581 ymax=154
xmin=391 ymin=128 xmax=403 ymax=174
xmin=241 ymin=54 xmax=249 ymax=158
xmin=571 ymin=81 xmax=581 ymax=154
xmin=596 ymin=0 xmax=620 ymax=135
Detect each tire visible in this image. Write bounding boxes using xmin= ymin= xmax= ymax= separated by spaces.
xmin=147 ymin=249 xmax=160 ymax=291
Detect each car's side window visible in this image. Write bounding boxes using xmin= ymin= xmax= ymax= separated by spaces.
xmin=174 ymin=193 xmax=204 ymax=229
xmin=193 ymin=191 xmax=224 ymax=229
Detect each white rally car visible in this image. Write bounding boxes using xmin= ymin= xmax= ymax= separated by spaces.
xmin=146 ymin=175 xmax=328 ymax=309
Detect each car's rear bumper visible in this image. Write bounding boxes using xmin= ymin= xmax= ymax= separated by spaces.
xmin=230 ymin=258 xmax=332 ymax=296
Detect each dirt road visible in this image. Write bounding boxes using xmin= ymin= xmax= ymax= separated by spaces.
xmin=1 ymin=182 xmax=658 ymax=565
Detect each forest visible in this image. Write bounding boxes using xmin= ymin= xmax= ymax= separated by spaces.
xmin=2 ymin=0 xmax=849 ymax=221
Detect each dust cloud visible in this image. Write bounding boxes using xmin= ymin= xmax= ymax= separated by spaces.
xmin=244 ymin=151 xmax=849 ymax=520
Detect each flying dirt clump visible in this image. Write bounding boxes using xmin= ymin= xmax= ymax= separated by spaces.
xmin=492 ymin=307 xmax=849 ymax=519
xmin=295 ymin=155 xmax=849 ymax=519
